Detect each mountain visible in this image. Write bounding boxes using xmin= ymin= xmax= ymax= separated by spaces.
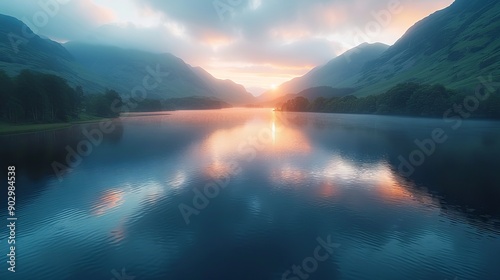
xmin=259 ymin=86 xmax=356 ymax=108
xmin=259 ymin=43 xmax=389 ymax=101
xmin=353 ymin=0 xmax=500 ymax=95
xmin=0 ymin=14 xmax=255 ymax=105
xmin=247 ymin=87 xmax=267 ymax=97
xmin=190 ymin=66 xmax=255 ymax=105
xmin=296 ymin=86 xmax=356 ymax=100
xmin=64 ymin=42 xmax=255 ymax=104
xmin=299 ymin=43 xmax=389 ymax=88
xmin=0 ymin=14 xmax=73 ymax=70
xmin=269 ymin=0 xmax=500 ymax=101
xmin=0 ymin=14 xmax=104 ymax=92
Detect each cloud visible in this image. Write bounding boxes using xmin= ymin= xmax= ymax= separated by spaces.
xmin=0 ymin=0 xmax=115 ymax=41
xmin=218 ymin=37 xmax=343 ymax=66
xmin=0 ymin=0 xmax=455 ymax=89
xmin=127 ymin=0 xmax=454 ymax=87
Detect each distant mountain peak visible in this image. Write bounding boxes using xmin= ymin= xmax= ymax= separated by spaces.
xmin=0 ymin=14 xmax=255 ymax=105
xmin=354 ymin=0 xmax=500 ymax=94
xmin=62 ymin=41 xmax=254 ymax=104
xmin=334 ymin=42 xmax=389 ymax=63
xmin=0 ymin=13 xmax=74 ymax=74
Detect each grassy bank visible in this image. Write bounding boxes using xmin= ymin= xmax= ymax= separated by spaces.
xmin=0 ymin=115 xmax=112 ymax=135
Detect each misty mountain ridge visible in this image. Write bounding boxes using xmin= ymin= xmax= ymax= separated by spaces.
xmin=259 ymin=86 xmax=356 ymax=108
xmin=0 ymin=14 xmax=255 ymax=105
xmin=0 ymin=14 xmax=105 ymax=92
xmin=259 ymin=42 xmax=389 ymax=102
xmin=265 ymin=0 xmax=500 ymax=100
xmin=353 ymin=0 xmax=500 ymax=95
xmin=2 ymin=0 xmax=500 ymax=106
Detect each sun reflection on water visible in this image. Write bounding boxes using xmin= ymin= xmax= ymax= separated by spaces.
xmin=91 ymin=189 xmax=125 ymax=216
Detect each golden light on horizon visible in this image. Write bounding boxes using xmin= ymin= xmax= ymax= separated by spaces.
xmin=201 ymin=62 xmax=312 ymax=91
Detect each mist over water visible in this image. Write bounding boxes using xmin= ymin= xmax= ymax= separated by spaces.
xmin=1 ymin=108 xmax=500 ymax=280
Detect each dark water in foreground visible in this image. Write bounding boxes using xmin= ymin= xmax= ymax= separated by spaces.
xmin=1 ymin=108 xmax=500 ymax=280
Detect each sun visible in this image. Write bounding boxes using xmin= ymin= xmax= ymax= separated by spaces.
xmin=271 ymin=84 xmax=277 ymax=90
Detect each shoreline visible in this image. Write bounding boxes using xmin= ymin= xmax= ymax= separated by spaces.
xmin=274 ymin=110 xmax=500 ymax=121
xmin=2 ymin=108 xmax=499 ymax=136
xmin=0 ymin=117 xmax=113 ymax=136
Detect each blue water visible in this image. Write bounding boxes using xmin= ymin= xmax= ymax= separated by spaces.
xmin=1 ymin=108 xmax=500 ymax=279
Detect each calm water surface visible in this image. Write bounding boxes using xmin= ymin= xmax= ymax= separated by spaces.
xmin=1 ymin=108 xmax=500 ymax=280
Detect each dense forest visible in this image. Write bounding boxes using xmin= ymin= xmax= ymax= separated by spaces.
xmin=128 ymin=96 xmax=232 ymax=112
xmin=0 ymin=69 xmax=236 ymax=126
xmin=0 ymin=70 xmax=122 ymax=123
xmin=279 ymin=83 xmax=500 ymax=119
xmin=3 ymin=69 xmax=499 ymax=124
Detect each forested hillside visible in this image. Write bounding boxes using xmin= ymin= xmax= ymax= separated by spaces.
xmin=279 ymin=83 xmax=500 ymax=119
xmin=0 ymin=70 xmax=121 ymax=123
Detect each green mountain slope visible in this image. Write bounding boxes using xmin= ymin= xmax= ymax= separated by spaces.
xmin=259 ymin=43 xmax=388 ymax=102
xmin=268 ymin=0 xmax=500 ymax=100
xmin=259 ymin=87 xmax=356 ymax=108
xmin=355 ymin=0 xmax=500 ymax=95
xmin=0 ymin=14 xmax=105 ymax=92
xmin=0 ymin=14 xmax=255 ymax=105
xmin=63 ymin=42 xmax=207 ymax=98
xmin=0 ymin=14 xmax=73 ymax=70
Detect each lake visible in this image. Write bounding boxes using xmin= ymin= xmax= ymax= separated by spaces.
xmin=1 ymin=108 xmax=500 ymax=280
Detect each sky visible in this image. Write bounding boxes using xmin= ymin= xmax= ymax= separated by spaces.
xmin=0 ymin=0 xmax=454 ymax=95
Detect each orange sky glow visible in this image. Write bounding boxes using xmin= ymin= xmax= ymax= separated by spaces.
xmin=0 ymin=0 xmax=455 ymax=94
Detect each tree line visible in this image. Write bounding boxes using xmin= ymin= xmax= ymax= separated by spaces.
xmin=279 ymin=83 xmax=500 ymax=119
xmin=127 ymin=96 xmax=231 ymax=112
xmin=0 ymin=69 xmax=231 ymax=123
xmin=0 ymin=70 xmax=122 ymax=123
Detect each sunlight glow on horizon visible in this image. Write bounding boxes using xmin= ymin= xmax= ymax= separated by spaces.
xmin=85 ymin=1 xmax=454 ymax=90
xmin=202 ymin=62 xmax=316 ymax=92
xmin=0 ymin=0 xmax=454 ymax=90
